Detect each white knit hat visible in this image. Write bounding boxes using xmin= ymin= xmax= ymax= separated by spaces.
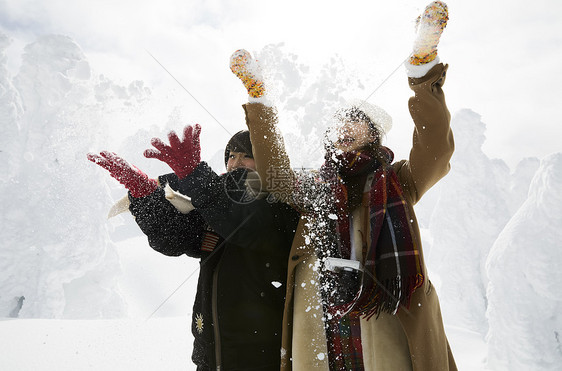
xmin=337 ymin=99 xmax=393 ymax=136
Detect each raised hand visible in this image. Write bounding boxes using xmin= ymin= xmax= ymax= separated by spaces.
xmin=410 ymin=1 xmax=449 ymax=65
xmin=87 ymin=151 xmax=158 ymax=198
xmin=144 ymin=124 xmax=202 ymax=179
xmin=230 ymin=49 xmax=265 ymax=98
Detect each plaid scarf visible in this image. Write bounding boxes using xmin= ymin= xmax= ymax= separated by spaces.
xmin=325 ymin=148 xmax=424 ymax=317
xmin=325 ymin=311 xmax=364 ymax=370
xmin=320 ymin=148 xmax=424 ymax=370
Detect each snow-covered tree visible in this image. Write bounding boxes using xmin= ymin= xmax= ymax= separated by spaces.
xmin=0 ymin=34 xmax=150 ymax=318
xmin=427 ymin=109 xmax=512 ymax=335
xmin=0 ymin=32 xmax=26 ymax=318
xmin=486 ymin=152 xmax=562 ymax=371
xmin=508 ymin=156 xmax=540 ymax=214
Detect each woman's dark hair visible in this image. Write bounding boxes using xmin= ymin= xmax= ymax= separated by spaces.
xmin=224 ymin=130 xmax=253 ymax=166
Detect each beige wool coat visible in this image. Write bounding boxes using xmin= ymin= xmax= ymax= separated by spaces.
xmin=243 ymin=63 xmax=457 ymax=371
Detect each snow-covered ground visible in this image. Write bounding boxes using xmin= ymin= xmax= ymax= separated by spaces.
xmin=0 ymin=317 xmax=193 ymax=371
xmin=0 ymin=318 xmax=486 ymax=371
xmin=2 ymin=31 xmax=561 ymax=371
xmin=0 ymin=238 xmax=487 ymax=371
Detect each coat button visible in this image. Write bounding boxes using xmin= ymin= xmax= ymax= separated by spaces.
xmin=291 ymin=255 xmax=300 ymax=261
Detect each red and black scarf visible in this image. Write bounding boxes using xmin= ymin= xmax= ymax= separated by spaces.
xmin=322 ymin=147 xmax=424 ymax=318
xmin=320 ymin=148 xmax=425 ymax=370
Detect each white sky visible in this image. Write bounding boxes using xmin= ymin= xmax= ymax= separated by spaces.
xmin=1 ymin=0 xmax=561 ymax=169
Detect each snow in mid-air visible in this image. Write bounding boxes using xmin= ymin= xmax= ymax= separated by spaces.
xmin=1 ymin=33 xmax=560 ymax=371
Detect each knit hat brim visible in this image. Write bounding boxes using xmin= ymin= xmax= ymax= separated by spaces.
xmin=336 ymin=99 xmax=393 ymax=136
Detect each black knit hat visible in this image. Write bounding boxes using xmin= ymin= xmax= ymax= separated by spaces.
xmin=224 ymin=130 xmax=253 ymax=166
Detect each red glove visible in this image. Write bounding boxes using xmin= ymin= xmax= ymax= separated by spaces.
xmin=144 ymin=124 xmax=201 ymax=179
xmin=87 ymin=151 xmax=158 ymax=198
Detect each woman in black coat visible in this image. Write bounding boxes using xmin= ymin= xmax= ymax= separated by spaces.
xmin=89 ymin=129 xmax=298 ymax=370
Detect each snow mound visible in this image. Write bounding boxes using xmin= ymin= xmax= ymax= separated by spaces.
xmin=427 ymin=109 xmax=512 ymax=335
xmin=486 ymin=152 xmax=562 ymax=371
xmin=0 ymin=33 xmax=155 ymax=319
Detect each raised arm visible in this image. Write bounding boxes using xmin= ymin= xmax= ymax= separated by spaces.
xmin=394 ymin=0 xmax=453 ymax=204
xmin=393 ymin=63 xmax=454 ymax=204
xmin=176 ymin=161 xmax=297 ymax=245
xmin=232 ymin=50 xmax=327 ymax=212
xmin=242 ymin=103 xmax=297 ymax=201
xmin=128 ymin=183 xmax=206 ymax=258
xmin=144 ymin=124 xmax=297 ymax=243
xmin=87 ymin=151 xmax=204 ymax=257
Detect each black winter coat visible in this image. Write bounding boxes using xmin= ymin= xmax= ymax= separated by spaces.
xmin=129 ymin=163 xmax=299 ymax=370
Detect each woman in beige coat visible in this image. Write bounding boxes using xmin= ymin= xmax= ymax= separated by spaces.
xmin=232 ymin=2 xmax=456 ymax=369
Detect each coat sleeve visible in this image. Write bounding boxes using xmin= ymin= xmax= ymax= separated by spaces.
xmin=128 ymin=184 xmax=205 ymax=258
xmin=242 ymin=104 xmax=296 ymax=198
xmin=394 ymin=63 xmax=454 ymax=205
xmin=177 ymin=162 xmax=298 ymax=245
xmin=242 ymin=103 xmax=328 ymax=212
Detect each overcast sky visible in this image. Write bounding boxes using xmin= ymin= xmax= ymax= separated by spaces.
xmin=1 ymin=0 xmax=561 ymax=169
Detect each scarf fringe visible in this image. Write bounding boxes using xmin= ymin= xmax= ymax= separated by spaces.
xmin=356 ymin=274 xmax=424 ymax=320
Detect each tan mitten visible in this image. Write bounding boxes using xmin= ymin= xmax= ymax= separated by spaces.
xmin=409 ymin=1 xmax=449 ymax=66
xmin=230 ymin=49 xmax=266 ymax=98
